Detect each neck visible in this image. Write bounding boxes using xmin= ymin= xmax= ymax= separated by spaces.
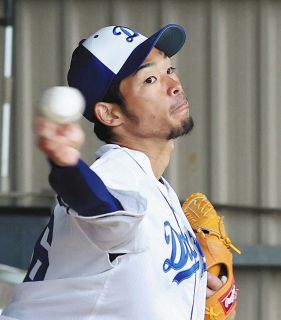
xmin=113 ymin=137 xmax=174 ymax=179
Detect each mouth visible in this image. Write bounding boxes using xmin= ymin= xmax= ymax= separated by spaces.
xmin=170 ymin=99 xmax=189 ymax=114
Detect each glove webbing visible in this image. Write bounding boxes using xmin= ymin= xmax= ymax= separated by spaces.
xmin=196 ymin=216 xmax=241 ymax=255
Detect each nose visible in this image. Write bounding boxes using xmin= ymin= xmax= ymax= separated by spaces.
xmin=167 ymin=77 xmax=182 ymax=96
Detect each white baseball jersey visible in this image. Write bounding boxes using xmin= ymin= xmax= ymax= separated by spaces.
xmin=2 ymin=144 xmax=207 ymax=319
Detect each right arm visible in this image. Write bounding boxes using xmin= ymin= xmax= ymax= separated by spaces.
xmin=35 ymin=115 xmax=123 ymax=215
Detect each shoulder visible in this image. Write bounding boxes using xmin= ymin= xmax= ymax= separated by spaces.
xmin=90 ymin=146 xmax=148 ymax=212
xmin=91 ymin=146 xmax=144 ymax=190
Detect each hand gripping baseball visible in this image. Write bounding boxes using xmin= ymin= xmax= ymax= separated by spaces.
xmin=36 ymin=86 xmax=85 ymax=166
xmin=182 ymin=193 xmax=241 ymax=320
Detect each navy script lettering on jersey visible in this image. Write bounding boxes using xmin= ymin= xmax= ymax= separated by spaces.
xmin=163 ymin=221 xmax=205 ymax=284
xmin=24 ymin=216 xmax=54 ymax=282
xmin=112 ymin=26 xmax=139 ymax=42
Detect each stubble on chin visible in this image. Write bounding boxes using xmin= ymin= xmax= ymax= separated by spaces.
xmin=167 ymin=115 xmax=194 ymax=140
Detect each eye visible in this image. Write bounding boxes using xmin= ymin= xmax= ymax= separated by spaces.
xmin=167 ymin=67 xmax=176 ymax=75
xmin=144 ymin=76 xmax=157 ymax=84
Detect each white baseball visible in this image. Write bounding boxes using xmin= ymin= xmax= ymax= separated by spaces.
xmin=40 ymin=86 xmax=85 ymax=124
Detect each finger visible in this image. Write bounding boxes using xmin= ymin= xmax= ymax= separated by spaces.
xmin=34 ymin=115 xmax=59 ymax=138
xmin=207 ymin=272 xmax=224 ymax=291
xmin=59 ymin=123 xmax=85 ymax=148
xmin=39 ymin=139 xmax=81 ymax=167
xmin=35 ymin=117 xmax=84 ymax=150
xmin=206 ymin=287 xmax=216 ymax=298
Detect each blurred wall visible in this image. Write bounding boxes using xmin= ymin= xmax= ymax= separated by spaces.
xmin=0 ymin=0 xmax=281 ymax=319
xmin=1 ymin=0 xmax=280 ymax=206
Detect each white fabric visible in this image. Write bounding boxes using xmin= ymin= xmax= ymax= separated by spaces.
xmin=83 ymin=26 xmax=147 ymax=74
xmin=3 ymin=144 xmax=207 ymax=319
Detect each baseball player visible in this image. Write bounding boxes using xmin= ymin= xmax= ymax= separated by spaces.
xmin=1 ymin=24 xmax=229 ymax=319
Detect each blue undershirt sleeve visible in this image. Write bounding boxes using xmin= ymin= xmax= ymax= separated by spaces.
xmin=48 ymin=159 xmax=123 ymax=216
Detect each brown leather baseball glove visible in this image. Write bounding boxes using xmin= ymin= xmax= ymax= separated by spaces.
xmin=182 ymin=193 xmax=241 ymax=320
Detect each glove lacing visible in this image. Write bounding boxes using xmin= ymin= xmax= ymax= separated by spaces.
xmin=205 ymin=306 xmax=222 ymax=320
xmin=196 ymin=216 xmax=241 ymax=255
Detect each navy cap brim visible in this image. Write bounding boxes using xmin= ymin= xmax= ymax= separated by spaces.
xmin=116 ymin=24 xmax=186 ymax=81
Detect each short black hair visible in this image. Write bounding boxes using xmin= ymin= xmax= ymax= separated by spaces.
xmin=93 ymin=81 xmax=126 ymax=143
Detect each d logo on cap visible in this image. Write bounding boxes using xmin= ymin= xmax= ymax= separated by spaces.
xmin=112 ymin=26 xmax=140 ymax=43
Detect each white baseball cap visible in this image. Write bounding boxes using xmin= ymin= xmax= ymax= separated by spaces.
xmin=67 ymin=24 xmax=186 ymax=122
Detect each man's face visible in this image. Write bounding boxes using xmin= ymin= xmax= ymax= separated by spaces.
xmin=118 ymin=47 xmax=193 ymax=141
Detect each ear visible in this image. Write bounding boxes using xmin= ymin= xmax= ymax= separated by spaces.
xmin=94 ymin=102 xmax=123 ymax=127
